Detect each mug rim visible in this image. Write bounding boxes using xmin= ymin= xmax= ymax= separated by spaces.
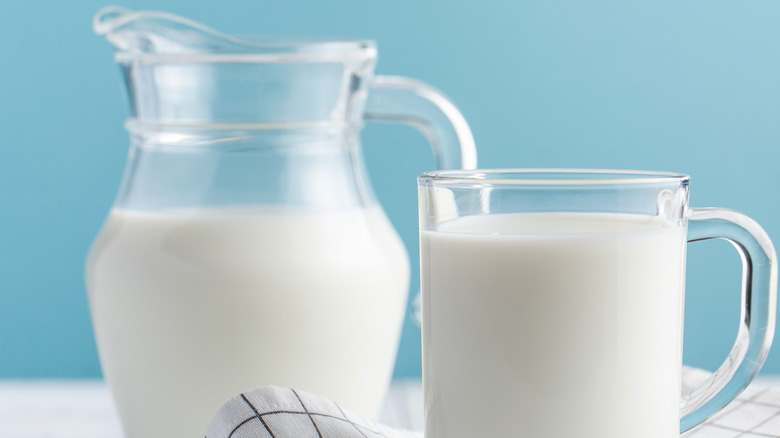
xmin=418 ymin=169 xmax=691 ymax=186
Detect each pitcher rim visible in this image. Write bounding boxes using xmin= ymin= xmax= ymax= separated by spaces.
xmin=113 ymin=40 xmax=377 ymax=64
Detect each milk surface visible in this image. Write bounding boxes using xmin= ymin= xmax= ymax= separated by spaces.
xmin=87 ymin=206 xmax=409 ymax=438
xmin=421 ymin=213 xmax=686 ymax=438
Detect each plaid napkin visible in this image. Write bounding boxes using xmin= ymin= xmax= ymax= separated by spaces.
xmin=206 ymin=368 xmax=780 ymax=438
xmin=681 ymin=368 xmax=780 ymax=437
xmin=205 ymin=386 xmax=421 ymax=438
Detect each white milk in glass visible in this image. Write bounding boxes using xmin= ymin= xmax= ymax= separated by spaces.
xmin=421 ymin=213 xmax=686 ymax=438
xmin=87 ymin=207 xmax=409 ymax=438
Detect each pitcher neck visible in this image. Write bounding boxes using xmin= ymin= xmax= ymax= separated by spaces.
xmin=119 ymin=57 xmax=376 ymax=125
xmin=114 ymin=123 xmax=378 ymax=212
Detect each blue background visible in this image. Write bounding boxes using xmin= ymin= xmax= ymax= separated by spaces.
xmin=1 ymin=0 xmax=779 ymax=379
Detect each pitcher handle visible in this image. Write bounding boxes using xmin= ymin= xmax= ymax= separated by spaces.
xmin=680 ymin=207 xmax=777 ymax=432
xmin=364 ymin=75 xmax=477 ymax=170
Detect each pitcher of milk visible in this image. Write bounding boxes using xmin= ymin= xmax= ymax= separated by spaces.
xmin=86 ymin=7 xmax=476 ymax=438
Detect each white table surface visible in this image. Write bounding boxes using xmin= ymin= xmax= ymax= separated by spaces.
xmin=0 ymin=379 xmax=424 ymax=438
xmin=1 ymin=376 xmax=779 ymax=438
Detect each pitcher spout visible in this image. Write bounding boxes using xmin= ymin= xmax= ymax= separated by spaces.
xmin=93 ymin=6 xmax=247 ymax=55
xmin=93 ymin=6 xmax=377 ymax=60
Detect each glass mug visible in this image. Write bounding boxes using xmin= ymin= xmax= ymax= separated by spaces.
xmin=418 ymin=169 xmax=777 ymax=438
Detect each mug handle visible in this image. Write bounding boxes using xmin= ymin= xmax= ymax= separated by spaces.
xmin=364 ymin=75 xmax=477 ymax=170
xmin=681 ymin=207 xmax=777 ymax=432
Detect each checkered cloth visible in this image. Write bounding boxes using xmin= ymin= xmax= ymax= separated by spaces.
xmin=681 ymin=368 xmax=780 ymax=437
xmin=205 ymin=386 xmax=422 ymax=438
xmin=206 ymin=368 xmax=780 ymax=438
xmin=0 ymin=370 xmax=777 ymax=437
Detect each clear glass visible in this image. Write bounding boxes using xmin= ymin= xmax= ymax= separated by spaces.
xmin=418 ymin=169 xmax=776 ymax=438
xmin=86 ymin=7 xmax=476 ymax=438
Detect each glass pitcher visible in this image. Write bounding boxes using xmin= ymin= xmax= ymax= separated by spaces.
xmin=86 ymin=7 xmax=476 ymax=438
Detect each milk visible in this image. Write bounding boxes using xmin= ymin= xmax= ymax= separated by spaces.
xmin=421 ymin=213 xmax=686 ymax=438
xmin=86 ymin=206 xmax=409 ymax=438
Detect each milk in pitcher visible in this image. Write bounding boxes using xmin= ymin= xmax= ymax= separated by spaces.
xmin=87 ymin=206 xmax=409 ymax=438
